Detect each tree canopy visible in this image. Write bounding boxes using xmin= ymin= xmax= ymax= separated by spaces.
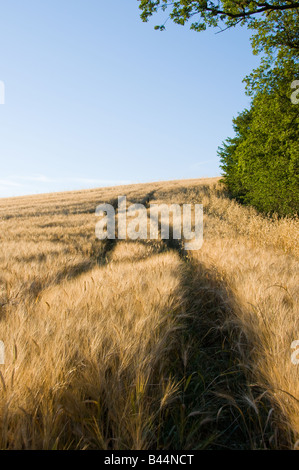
xmin=139 ymin=1 xmax=299 ymax=32
xmin=219 ymin=74 xmax=299 ymax=216
xmin=139 ymin=1 xmax=299 ymax=216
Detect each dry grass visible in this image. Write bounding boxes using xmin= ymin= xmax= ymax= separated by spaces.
xmin=0 ymin=177 xmax=298 ymax=449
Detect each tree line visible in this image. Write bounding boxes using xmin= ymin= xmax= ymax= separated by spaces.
xmin=139 ymin=1 xmax=299 ymax=216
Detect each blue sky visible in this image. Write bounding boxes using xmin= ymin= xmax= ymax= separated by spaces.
xmin=0 ymin=0 xmax=260 ymax=197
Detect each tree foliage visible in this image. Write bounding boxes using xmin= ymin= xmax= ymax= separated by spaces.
xmin=139 ymin=1 xmax=299 ymax=32
xmin=139 ymin=1 xmax=299 ymax=216
xmin=219 ymin=72 xmax=299 ymax=215
xmin=219 ymin=8 xmax=299 ymax=215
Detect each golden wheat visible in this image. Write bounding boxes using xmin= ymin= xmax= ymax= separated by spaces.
xmin=0 ymin=177 xmax=298 ymax=449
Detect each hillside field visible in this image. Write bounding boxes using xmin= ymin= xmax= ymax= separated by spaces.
xmin=0 ymin=177 xmax=298 ymax=450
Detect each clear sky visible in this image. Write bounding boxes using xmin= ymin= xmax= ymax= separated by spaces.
xmin=0 ymin=0 xmax=260 ymax=197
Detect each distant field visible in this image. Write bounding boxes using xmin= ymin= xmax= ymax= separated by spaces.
xmin=0 ymin=177 xmax=298 ymax=450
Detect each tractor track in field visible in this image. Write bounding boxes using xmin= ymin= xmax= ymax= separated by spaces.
xmin=126 ymin=191 xmax=280 ymax=450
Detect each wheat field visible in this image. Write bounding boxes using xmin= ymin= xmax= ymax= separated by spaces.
xmin=0 ymin=177 xmax=298 ymax=450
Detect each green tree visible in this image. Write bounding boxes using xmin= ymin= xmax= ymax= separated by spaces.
xmin=219 ymin=8 xmax=299 ymax=215
xmin=139 ymin=1 xmax=299 ymax=215
xmin=244 ymin=8 xmax=299 ymax=96
xmin=219 ymin=76 xmax=299 ymax=215
xmin=139 ymin=1 xmax=299 ymax=32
